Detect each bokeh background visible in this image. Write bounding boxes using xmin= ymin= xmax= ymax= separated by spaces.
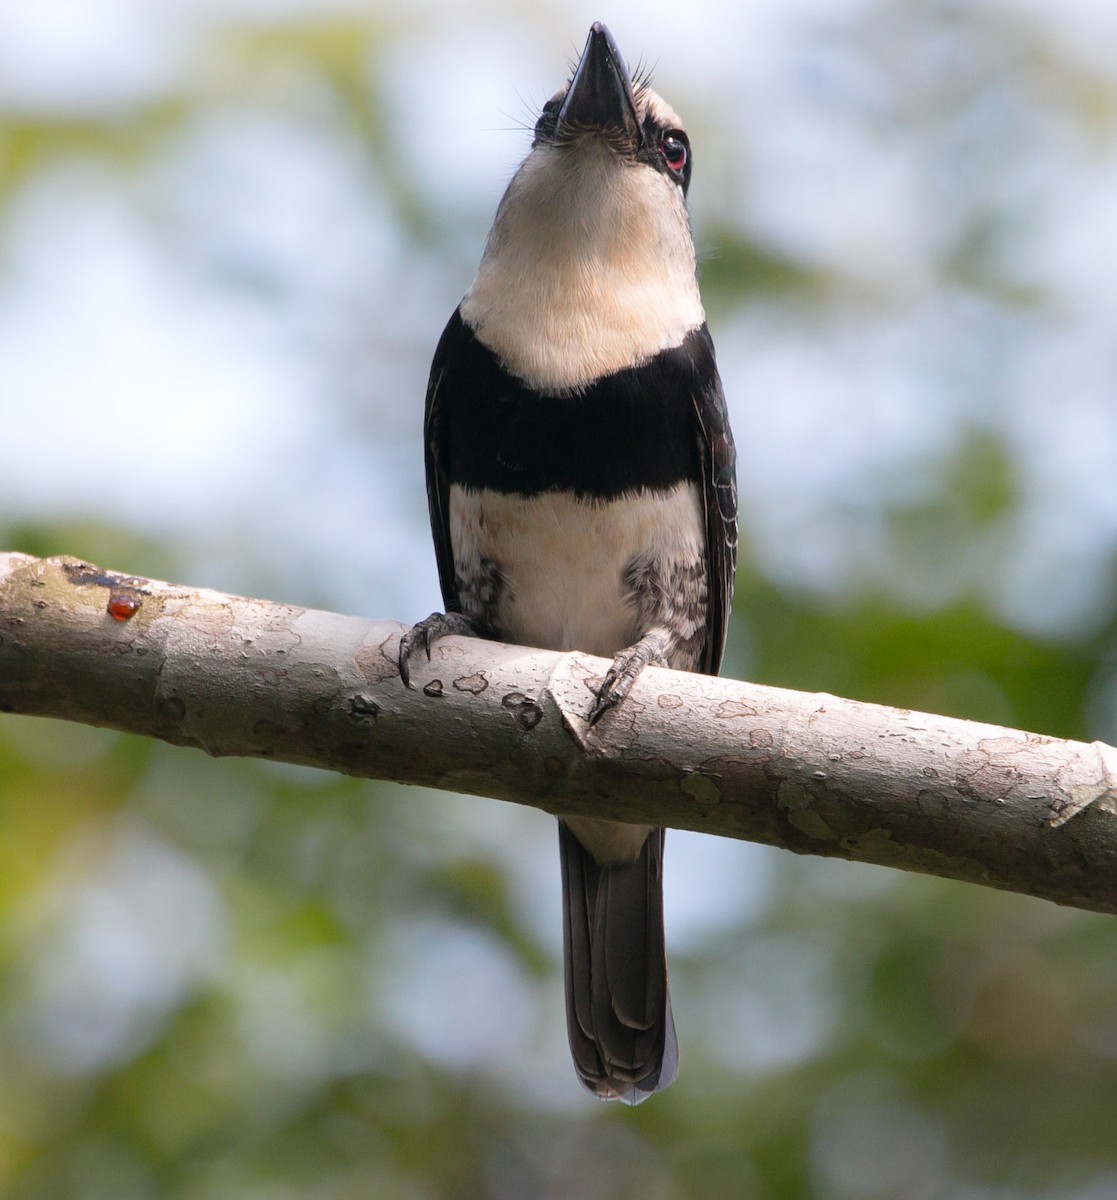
xmin=3 ymin=1 xmax=1117 ymax=1196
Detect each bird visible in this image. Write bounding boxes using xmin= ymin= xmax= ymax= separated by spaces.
xmin=399 ymin=21 xmax=737 ymax=1104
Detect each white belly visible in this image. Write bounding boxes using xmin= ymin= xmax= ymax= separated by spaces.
xmin=449 ymin=482 xmax=704 ymax=657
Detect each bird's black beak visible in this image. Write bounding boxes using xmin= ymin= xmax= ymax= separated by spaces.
xmin=557 ymin=22 xmax=641 ymax=149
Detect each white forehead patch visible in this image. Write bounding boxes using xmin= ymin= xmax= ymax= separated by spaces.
xmin=640 ymin=88 xmax=685 ymax=133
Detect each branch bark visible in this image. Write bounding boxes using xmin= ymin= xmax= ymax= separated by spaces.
xmin=3 ymin=551 xmax=1117 ymax=913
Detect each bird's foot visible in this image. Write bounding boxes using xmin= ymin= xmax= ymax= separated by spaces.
xmin=398 ymin=611 xmax=480 ymax=687
xmin=588 ymin=630 xmax=671 ymax=726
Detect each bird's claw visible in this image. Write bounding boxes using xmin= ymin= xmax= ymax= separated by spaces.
xmin=398 ymin=611 xmax=479 ymax=688
xmin=587 ymin=667 xmax=622 ymax=726
xmin=587 ymin=632 xmax=670 ymax=726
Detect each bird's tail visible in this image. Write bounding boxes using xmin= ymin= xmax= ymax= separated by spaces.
xmin=559 ymin=819 xmax=678 ymax=1104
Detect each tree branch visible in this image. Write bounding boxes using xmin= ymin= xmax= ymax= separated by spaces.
xmin=3 ymin=551 xmax=1117 ymax=913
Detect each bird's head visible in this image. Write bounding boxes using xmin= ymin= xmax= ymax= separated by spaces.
xmin=532 ymin=21 xmax=693 ymax=197
xmin=462 ymin=22 xmax=704 ymax=391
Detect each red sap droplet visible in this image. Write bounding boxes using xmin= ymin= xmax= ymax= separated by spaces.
xmin=107 ymin=590 xmax=142 ymax=621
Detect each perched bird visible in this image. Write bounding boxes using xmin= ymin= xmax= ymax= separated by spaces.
xmin=399 ymin=22 xmax=737 ymax=1103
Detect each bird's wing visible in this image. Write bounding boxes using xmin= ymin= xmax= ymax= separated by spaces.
xmin=423 ymin=308 xmax=469 ymax=615
xmin=689 ymin=325 xmax=738 ymax=675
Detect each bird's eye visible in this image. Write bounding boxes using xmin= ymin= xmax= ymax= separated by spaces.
xmin=534 ymin=98 xmax=561 ymax=144
xmin=660 ymin=131 xmax=689 ymax=175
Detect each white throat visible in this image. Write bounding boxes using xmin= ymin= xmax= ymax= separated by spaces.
xmin=460 ymin=140 xmax=704 ymax=392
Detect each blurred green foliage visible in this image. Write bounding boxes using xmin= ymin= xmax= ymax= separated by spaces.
xmin=3 ymin=3 xmax=1117 ymax=1199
